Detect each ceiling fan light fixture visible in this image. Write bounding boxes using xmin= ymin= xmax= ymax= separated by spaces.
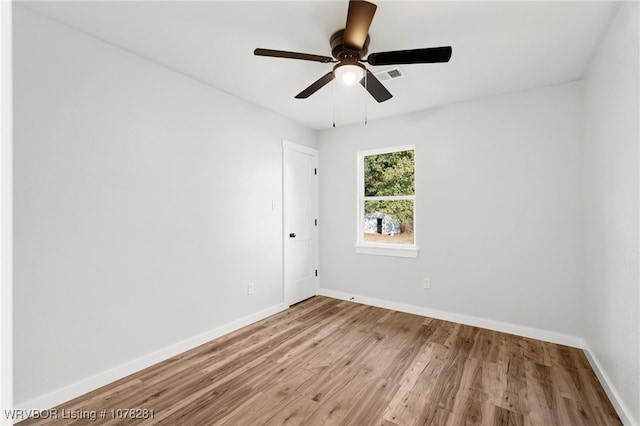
xmin=254 ymin=0 xmax=451 ymax=102
xmin=334 ymin=63 xmax=365 ymax=85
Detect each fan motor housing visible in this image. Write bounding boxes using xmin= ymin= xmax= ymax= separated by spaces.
xmin=330 ymin=29 xmax=369 ymax=61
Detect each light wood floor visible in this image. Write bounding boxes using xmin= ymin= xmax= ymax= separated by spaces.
xmin=21 ymin=296 xmax=621 ymax=425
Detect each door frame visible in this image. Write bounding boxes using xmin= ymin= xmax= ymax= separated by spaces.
xmin=282 ymin=140 xmax=319 ymax=306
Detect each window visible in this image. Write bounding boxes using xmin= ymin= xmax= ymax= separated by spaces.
xmin=356 ymin=145 xmax=418 ymax=258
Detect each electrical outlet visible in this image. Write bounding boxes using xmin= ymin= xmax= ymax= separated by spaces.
xmin=423 ymin=277 xmax=431 ymax=289
xmin=247 ymin=282 xmax=255 ymax=295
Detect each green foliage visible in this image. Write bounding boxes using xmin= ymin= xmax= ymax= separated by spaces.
xmin=364 ymin=150 xmax=414 ymax=197
xmin=364 ymin=150 xmax=415 ymax=232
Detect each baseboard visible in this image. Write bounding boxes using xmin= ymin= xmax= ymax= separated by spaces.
xmin=318 ymin=288 xmax=583 ymax=348
xmin=14 ymin=303 xmax=287 ymax=419
xmin=583 ymin=343 xmax=638 ymax=426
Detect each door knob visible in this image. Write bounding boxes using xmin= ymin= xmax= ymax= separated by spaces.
xmin=289 ymin=233 xmax=296 ymax=238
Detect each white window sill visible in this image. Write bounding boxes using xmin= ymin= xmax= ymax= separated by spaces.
xmin=354 ymin=244 xmax=419 ymax=258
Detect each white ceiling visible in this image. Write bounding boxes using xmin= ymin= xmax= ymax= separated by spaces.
xmin=22 ymin=1 xmax=619 ymax=130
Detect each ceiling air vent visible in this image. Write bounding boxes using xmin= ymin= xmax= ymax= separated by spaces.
xmin=374 ymin=67 xmax=406 ymax=82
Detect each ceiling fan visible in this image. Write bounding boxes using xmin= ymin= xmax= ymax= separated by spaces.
xmin=254 ymin=0 xmax=452 ymax=103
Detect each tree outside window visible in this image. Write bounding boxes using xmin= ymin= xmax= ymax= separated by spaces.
xmin=358 ymin=146 xmax=415 ymax=247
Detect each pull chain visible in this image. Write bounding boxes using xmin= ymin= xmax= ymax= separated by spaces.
xmin=364 ymin=70 xmax=368 ymax=125
xmin=332 ymin=79 xmax=336 ymax=128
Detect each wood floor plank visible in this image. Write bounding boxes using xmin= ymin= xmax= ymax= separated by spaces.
xmin=524 ymin=369 xmax=558 ymax=426
xmin=469 ymin=328 xmax=501 ymax=363
xmin=19 ymin=296 xmax=622 ymax=426
xmin=259 ymin=393 xmax=319 ymax=426
xmin=494 ymin=406 xmax=525 ymax=426
xmin=341 ymin=378 xmax=400 ymax=425
xmin=301 ymin=368 xmax=379 ymax=425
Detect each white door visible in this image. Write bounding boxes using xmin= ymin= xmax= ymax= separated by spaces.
xmin=283 ymin=141 xmax=318 ymax=306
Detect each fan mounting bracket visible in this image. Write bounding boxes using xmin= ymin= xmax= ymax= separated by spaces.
xmin=330 ymin=29 xmax=369 ymax=62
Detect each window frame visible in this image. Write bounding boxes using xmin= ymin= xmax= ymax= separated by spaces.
xmin=355 ymin=145 xmax=418 ymax=258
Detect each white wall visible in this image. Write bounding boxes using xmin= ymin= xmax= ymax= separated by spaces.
xmin=1 ymin=1 xmax=14 ymax=423
xmin=13 ymin=6 xmax=315 ymax=407
xmin=583 ymin=3 xmax=639 ymax=425
xmin=318 ymin=82 xmax=584 ymax=342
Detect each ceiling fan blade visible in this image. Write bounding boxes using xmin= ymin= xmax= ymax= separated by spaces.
xmin=343 ymin=0 xmax=377 ymax=52
xmin=295 ymin=72 xmax=336 ymax=99
xmin=367 ymin=46 xmax=452 ymax=66
xmin=360 ymin=69 xmax=392 ymax=103
xmin=254 ymin=48 xmax=335 ymax=63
